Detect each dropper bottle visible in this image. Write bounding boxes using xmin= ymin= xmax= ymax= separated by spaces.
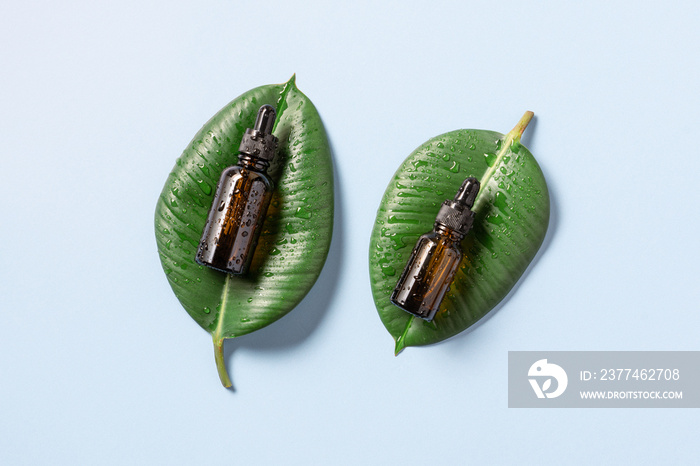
xmin=390 ymin=177 xmax=481 ymax=321
xmin=196 ymin=104 xmax=278 ymax=275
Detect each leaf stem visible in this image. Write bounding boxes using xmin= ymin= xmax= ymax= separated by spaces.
xmin=212 ymin=274 xmax=233 ymax=387
xmin=477 ymin=111 xmax=534 ymax=201
xmin=512 ymin=111 xmax=534 ymax=141
xmin=214 ymin=337 xmax=232 ymax=388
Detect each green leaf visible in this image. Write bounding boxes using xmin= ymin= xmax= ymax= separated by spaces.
xmin=154 ymin=76 xmax=333 ymax=386
xmin=369 ymin=112 xmax=549 ymax=354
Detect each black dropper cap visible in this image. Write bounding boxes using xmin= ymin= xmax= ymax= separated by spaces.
xmin=238 ymin=105 xmax=278 ymax=161
xmin=435 ymin=177 xmax=480 ymax=236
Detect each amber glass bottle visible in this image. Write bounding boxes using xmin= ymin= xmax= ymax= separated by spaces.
xmin=390 ymin=177 xmax=480 ymax=321
xmin=196 ymin=105 xmax=278 ymax=274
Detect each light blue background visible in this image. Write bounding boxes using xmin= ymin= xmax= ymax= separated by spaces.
xmin=2 ymin=0 xmax=698 ymax=464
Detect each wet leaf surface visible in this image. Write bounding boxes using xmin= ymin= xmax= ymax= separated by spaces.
xmin=155 ymin=77 xmax=333 ymax=385
xmin=369 ymin=113 xmax=549 ymax=353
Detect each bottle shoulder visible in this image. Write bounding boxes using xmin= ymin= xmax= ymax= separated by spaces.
xmin=418 ymin=230 xmax=461 ymax=249
xmin=219 ymin=164 xmax=273 ymax=188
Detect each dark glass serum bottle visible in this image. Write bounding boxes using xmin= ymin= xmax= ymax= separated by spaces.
xmin=196 ymin=105 xmax=278 ymax=275
xmin=390 ymin=177 xmax=481 ymax=321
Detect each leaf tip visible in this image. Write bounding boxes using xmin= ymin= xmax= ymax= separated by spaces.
xmin=394 ymin=338 xmax=406 ymax=356
xmin=287 ymin=73 xmax=297 ymax=87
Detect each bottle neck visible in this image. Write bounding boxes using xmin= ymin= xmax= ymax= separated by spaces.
xmin=434 ymin=223 xmax=464 ymax=242
xmin=238 ymin=154 xmax=270 ymax=172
